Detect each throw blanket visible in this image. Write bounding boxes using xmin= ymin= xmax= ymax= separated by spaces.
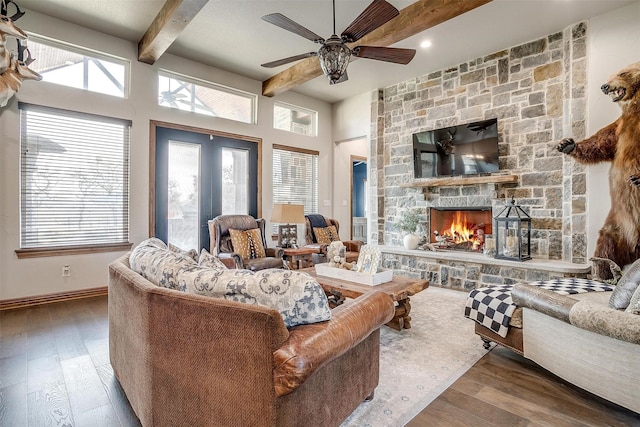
xmin=464 ymin=278 xmax=614 ymax=338
xmin=306 ymin=214 xmax=327 ymax=242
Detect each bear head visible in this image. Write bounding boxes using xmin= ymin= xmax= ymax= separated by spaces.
xmin=601 ymin=61 xmax=640 ymax=110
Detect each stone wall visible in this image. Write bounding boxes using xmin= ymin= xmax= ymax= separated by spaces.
xmin=371 ymin=22 xmax=589 ymax=264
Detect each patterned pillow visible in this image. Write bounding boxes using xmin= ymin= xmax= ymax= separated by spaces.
xmin=609 ymin=258 xmax=640 ymax=309
xmin=229 ymin=228 xmax=266 ymax=259
xmin=198 ymin=248 xmax=228 ymax=270
xmin=313 ymin=225 xmax=339 ymax=244
xmin=169 ymin=243 xmax=198 ymax=261
xmin=129 ymin=238 xmax=198 ymax=291
xmin=181 ymin=267 xmax=331 ymax=327
xmin=626 ymin=283 xmax=640 ymax=315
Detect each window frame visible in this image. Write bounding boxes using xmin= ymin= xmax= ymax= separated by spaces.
xmin=158 ymin=69 xmax=258 ymax=124
xmin=27 ymin=34 xmax=130 ymax=98
xmin=15 ymin=103 xmax=132 ymax=258
xmin=273 ymin=101 xmax=318 ymax=137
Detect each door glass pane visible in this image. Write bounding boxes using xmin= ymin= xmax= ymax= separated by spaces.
xmin=168 ymin=141 xmax=200 ymax=250
xmin=221 ymin=148 xmax=248 ymax=215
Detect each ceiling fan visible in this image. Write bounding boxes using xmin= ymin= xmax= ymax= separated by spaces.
xmin=261 ymin=0 xmax=416 ymax=85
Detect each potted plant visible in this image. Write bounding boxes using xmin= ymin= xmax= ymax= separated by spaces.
xmin=397 ymin=209 xmax=421 ymax=250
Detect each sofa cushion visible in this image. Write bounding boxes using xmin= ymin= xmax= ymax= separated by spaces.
xmin=229 ymin=228 xmax=266 ymax=259
xmin=198 ymin=248 xmax=228 ymax=270
xmin=169 ymin=243 xmax=198 ymax=261
xmin=609 ymin=258 xmax=640 ymax=309
xmin=313 ymin=225 xmax=339 ymax=244
xmin=129 ymin=238 xmax=198 ymax=291
xmin=181 ymin=267 xmax=331 ymax=327
xmin=129 ymin=239 xmax=330 ymax=328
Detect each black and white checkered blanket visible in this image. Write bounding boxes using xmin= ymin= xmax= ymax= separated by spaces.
xmin=464 ymin=278 xmax=614 ymax=338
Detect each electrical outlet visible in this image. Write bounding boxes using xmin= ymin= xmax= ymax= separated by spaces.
xmin=62 ymin=265 xmax=70 ymax=277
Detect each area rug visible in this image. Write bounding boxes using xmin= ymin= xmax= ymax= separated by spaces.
xmin=341 ymin=286 xmax=493 ymax=427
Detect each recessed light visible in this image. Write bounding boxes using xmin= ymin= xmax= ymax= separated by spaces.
xmin=420 ymin=40 xmax=432 ymax=49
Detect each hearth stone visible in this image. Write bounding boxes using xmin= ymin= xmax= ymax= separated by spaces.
xmin=379 ymin=245 xmax=590 ymax=291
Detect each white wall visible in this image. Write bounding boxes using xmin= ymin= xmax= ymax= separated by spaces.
xmin=332 ymin=91 xmax=371 ymax=241
xmin=0 ymin=10 xmax=333 ymax=300
xmin=585 ymin=1 xmax=640 ymax=257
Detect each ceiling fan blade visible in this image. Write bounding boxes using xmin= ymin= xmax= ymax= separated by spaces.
xmin=261 ymin=52 xmax=318 ymax=68
xmin=341 ymin=0 xmax=399 ymax=43
xmin=262 ymin=13 xmax=324 ymax=43
xmin=352 ymin=46 xmax=416 ymax=64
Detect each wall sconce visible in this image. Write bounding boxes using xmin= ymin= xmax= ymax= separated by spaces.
xmin=494 ymin=197 xmax=531 ymax=261
xmin=271 ymin=203 xmax=305 ymax=248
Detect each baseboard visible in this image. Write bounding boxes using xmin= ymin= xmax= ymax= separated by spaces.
xmin=0 ymin=286 xmax=108 ymax=311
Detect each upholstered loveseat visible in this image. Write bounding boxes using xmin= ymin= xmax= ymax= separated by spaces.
xmin=472 ymin=264 xmax=640 ymax=413
xmin=108 ymin=243 xmax=395 ymax=426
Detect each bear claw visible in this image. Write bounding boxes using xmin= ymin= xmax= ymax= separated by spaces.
xmin=557 ymin=138 xmax=576 ymax=154
xmin=630 ymin=174 xmax=640 ymax=187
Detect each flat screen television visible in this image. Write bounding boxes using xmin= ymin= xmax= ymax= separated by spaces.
xmin=412 ymin=118 xmax=499 ymax=178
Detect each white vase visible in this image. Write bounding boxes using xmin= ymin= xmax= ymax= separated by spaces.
xmin=403 ymin=233 xmax=420 ymax=250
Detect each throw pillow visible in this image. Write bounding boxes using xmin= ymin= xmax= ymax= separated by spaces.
xmin=130 ymin=238 xmax=198 ymax=291
xmin=229 ymin=228 xmax=266 ymax=259
xmin=608 ymin=258 xmax=640 ymax=309
xmin=169 ymin=242 xmax=198 ymax=261
xmin=198 ymin=248 xmax=228 ymax=270
xmin=625 ymin=282 xmax=640 ymax=315
xmin=313 ymin=225 xmax=339 ymax=244
xmin=181 ymin=267 xmax=331 ymax=327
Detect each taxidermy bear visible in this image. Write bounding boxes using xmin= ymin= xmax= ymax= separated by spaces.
xmin=557 ymin=61 xmax=640 ymax=280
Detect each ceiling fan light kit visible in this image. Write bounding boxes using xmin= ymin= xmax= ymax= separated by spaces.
xmin=318 ymin=35 xmax=351 ymax=84
xmin=262 ymin=0 xmax=416 ymax=85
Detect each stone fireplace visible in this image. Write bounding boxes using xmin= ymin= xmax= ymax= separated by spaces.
xmin=367 ymin=21 xmax=592 ymax=290
xmin=429 ymin=207 xmax=492 ymax=252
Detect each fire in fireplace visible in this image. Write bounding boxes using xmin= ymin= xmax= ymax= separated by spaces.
xmin=430 ymin=207 xmax=493 ymax=252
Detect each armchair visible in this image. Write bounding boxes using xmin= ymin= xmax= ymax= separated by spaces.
xmin=208 ymin=214 xmax=285 ymax=271
xmin=304 ymin=215 xmax=363 ymax=263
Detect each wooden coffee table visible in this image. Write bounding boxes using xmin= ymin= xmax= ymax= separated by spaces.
xmin=301 ymin=267 xmax=429 ymax=331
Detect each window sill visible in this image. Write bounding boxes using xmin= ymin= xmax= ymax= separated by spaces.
xmin=15 ymin=242 xmax=133 ymax=259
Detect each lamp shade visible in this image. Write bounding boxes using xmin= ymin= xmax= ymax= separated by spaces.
xmin=271 ymin=203 xmax=305 ymax=224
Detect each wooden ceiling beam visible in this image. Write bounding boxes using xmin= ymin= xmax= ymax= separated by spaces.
xmin=138 ymin=0 xmax=209 ymax=65
xmin=262 ymin=0 xmax=492 ymax=98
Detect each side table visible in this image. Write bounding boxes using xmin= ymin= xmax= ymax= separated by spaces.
xmin=281 ymin=247 xmax=318 ymax=270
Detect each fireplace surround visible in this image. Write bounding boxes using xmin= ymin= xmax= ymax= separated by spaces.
xmin=430 ymin=207 xmax=492 ymax=252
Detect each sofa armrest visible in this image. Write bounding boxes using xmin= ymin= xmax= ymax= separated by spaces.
xmin=273 ymin=291 xmax=395 ymax=397
xmin=569 ymin=301 xmax=640 ymax=344
xmin=343 ymin=240 xmax=364 ymax=252
xmin=511 ymin=284 xmax=578 ymax=323
xmin=266 ymin=247 xmax=284 ymax=258
xmin=218 ymin=252 xmax=243 ymax=269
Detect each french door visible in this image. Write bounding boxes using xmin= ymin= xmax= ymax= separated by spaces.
xmin=153 ymin=124 xmax=259 ymax=251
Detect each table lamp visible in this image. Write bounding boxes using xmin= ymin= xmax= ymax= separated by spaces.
xmin=271 ymin=203 xmax=305 ymax=248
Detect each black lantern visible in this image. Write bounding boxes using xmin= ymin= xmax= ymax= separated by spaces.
xmin=494 ymin=197 xmax=531 ymax=261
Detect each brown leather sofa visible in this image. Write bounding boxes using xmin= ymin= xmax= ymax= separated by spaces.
xmin=208 ymin=214 xmax=285 ymax=271
xmin=109 ymin=253 xmax=395 ymax=426
xmin=304 ymin=216 xmax=363 ymax=263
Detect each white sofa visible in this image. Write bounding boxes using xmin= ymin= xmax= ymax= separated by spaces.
xmin=511 ymin=284 xmax=640 ymax=413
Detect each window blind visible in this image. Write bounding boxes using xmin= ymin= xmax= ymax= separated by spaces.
xmin=272 ymin=145 xmax=318 ymax=217
xmin=19 ymin=103 xmax=131 ymax=249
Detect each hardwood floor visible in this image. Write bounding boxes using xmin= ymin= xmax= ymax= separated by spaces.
xmin=1 ymin=296 xmax=638 ymax=426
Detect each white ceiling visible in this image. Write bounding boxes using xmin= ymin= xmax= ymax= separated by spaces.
xmin=14 ymin=0 xmax=639 ymax=103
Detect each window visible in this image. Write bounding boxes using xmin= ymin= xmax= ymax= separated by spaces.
xmin=28 ymin=36 xmax=128 ymax=98
xmin=17 ymin=104 xmax=131 ymax=255
xmin=273 ymin=102 xmax=317 ymax=136
xmin=158 ymin=70 xmax=256 ymax=124
xmin=272 ymin=145 xmax=318 ymax=232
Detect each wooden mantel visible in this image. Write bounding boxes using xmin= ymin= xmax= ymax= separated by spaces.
xmin=400 ymin=174 xmax=519 ymax=188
